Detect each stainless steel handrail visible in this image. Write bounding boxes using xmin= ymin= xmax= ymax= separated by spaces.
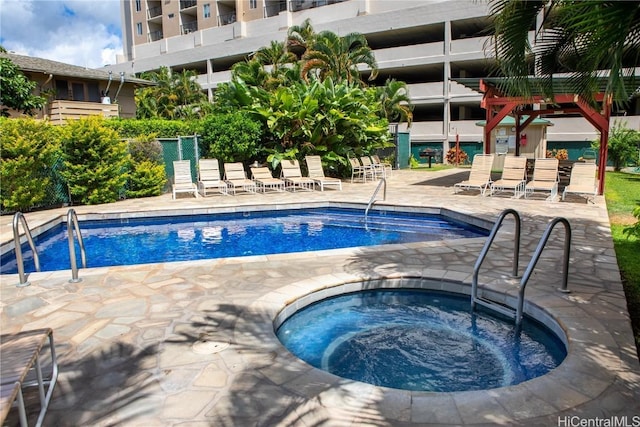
xmin=12 ymin=212 xmax=41 ymax=287
xmin=67 ymin=209 xmax=87 ymax=283
xmin=515 ymin=217 xmax=571 ymax=325
xmin=471 ymin=209 xmax=521 ymax=311
xmin=364 ymin=178 xmax=387 ymax=220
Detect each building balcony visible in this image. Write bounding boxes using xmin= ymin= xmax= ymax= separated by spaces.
xmin=147 ymin=5 xmax=162 ymax=19
xmin=47 ymin=100 xmax=119 ymax=125
xmin=182 ymin=21 xmax=198 ymax=34
xmin=180 ymin=0 xmax=197 ymax=10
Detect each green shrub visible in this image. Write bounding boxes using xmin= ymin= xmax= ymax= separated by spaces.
xmin=60 ymin=117 xmax=130 ymax=205
xmin=200 ymin=112 xmax=263 ymax=162
xmin=126 ymin=160 xmax=166 ymax=198
xmin=625 ymin=206 xmax=640 ymax=240
xmin=126 ymin=134 xmax=166 ymax=198
xmin=0 ymin=118 xmax=62 ymax=211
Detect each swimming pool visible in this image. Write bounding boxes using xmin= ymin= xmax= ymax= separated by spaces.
xmin=276 ymin=288 xmax=567 ymax=392
xmin=1 ymin=207 xmax=489 ymax=274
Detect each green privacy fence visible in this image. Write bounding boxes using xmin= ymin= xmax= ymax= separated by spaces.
xmin=158 ymin=135 xmax=200 ymax=184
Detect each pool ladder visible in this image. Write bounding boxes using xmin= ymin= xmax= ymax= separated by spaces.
xmin=11 ymin=209 xmax=87 ymax=286
xmin=364 ymin=178 xmax=386 ymax=221
xmin=471 ymin=208 xmax=571 ymax=326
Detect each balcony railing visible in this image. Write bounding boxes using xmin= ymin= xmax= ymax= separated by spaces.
xmin=147 ymin=5 xmax=162 ymax=18
xmin=265 ymin=2 xmax=287 ymax=17
xmin=149 ymin=30 xmax=163 ymax=42
xmin=180 ymin=0 xmax=197 ymax=10
xmin=48 ymin=100 xmax=119 ymax=125
xmin=182 ymin=21 xmax=198 ymax=34
xmin=218 ymin=12 xmax=236 ymax=26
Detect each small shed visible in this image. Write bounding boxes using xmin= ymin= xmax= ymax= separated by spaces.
xmin=475 ymin=115 xmax=553 ymax=170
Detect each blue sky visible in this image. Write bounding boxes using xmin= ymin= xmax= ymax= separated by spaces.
xmin=0 ymin=0 xmax=123 ymax=69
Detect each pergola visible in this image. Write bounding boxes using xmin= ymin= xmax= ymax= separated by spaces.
xmin=454 ymin=77 xmax=637 ymax=195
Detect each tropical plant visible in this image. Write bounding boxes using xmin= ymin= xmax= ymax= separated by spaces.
xmin=592 ymin=121 xmax=640 ymax=171
xmin=0 ymin=118 xmax=61 ymax=211
xmin=60 ymin=117 xmax=130 ymax=205
xmin=286 ymin=18 xmax=317 ymax=59
xmin=489 ymin=0 xmax=640 ymax=105
xmin=136 ymin=67 xmax=209 ymax=119
xmin=126 ymin=134 xmax=166 ymax=198
xmin=546 ymin=148 xmax=568 ymax=160
xmin=445 ymin=147 xmax=468 ymax=165
xmin=301 ymin=31 xmax=378 ymax=85
xmin=376 ymin=78 xmax=413 ymax=126
xmin=0 ymin=54 xmax=46 ymax=117
xmin=625 ymin=206 xmax=640 ymax=240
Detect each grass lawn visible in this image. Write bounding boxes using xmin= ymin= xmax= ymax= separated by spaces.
xmin=605 ymin=171 xmax=640 ymax=354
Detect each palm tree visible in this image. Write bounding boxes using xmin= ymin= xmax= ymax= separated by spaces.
xmin=136 ymin=67 xmax=208 ymax=119
xmin=253 ymin=40 xmax=297 ymax=74
xmin=286 ymin=18 xmax=316 ymax=59
xmin=301 ymin=31 xmax=378 ymax=85
xmin=376 ymin=78 xmax=413 ymax=127
xmin=490 ymin=0 xmax=640 ymax=105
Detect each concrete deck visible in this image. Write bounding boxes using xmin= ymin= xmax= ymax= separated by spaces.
xmin=1 ymin=168 xmax=639 ymax=426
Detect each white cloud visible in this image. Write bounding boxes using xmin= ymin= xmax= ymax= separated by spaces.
xmin=0 ymin=0 xmax=123 ymax=68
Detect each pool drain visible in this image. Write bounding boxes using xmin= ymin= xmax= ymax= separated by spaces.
xmin=192 ymin=339 xmax=229 ymax=355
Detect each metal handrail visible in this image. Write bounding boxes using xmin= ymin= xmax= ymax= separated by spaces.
xmin=515 ymin=217 xmax=571 ymax=325
xmin=364 ymin=178 xmax=387 ymax=220
xmin=67 ymin=209 xmax=86 ymax=283
xmin=471 ymin=209 xmax=521 ymax=310
xmin=12 ymin=212 xmax=41 ymax=287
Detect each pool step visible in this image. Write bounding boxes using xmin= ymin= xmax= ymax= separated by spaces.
xmin=472 ymin=296 xmax=516 ymax=320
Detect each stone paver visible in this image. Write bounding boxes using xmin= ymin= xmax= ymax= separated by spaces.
xmin=1 ymin=168 xmax=639 ymax=426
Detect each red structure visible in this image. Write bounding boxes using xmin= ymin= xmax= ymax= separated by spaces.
xmin=456 ymin=78 xmax=614 ymax=195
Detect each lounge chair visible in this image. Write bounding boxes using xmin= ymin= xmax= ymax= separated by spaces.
xmin=562 ymin=162 xmax=598 ymax=203
xmin=197 ymin=159 xmax=228 ymax=196
xmin=251 ymin=167 xmax=285 ymax=193
xmin=525 ymin=158 xmax=559 ymax=201
xmin=0 ymin=328 xmax=58 ymax=427
xmin=223 ymin=162 xmax=257 ymax=195
xmin=280 ymin=159 xmax=315 ymax=191
xmin=453 ymin=154 xmax=495 ymax=196
xmin=172 ymin=160 xmax=198 ymax=199
xmin=305 ymin=155 xmax=342 ymax=191
xmin=490 ymin=156 xmax=527 ymax=198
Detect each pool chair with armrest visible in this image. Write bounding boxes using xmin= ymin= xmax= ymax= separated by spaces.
xmin=305 ymin=155 xmax=342 ymax=191
xmin=197 ymin=158 xmax=228 ymax=196
xmin=223 ymin=162 xmax=257 ymax=195
xmin=490 ymin=156 xmax=527 ymax=198
xmin=172 ymin=160 xmax=198 ymax=199
xmin=525 ymin=158 xmax=559 ymax=201
xmin=251 ymin=167 xmax=286 ymax=193
xmin=371 ymin=155 xmax=392 ymax=178
xmin=280 ymin=159 xmax=315 ymax=191
xmin=562 ymin=162 xmax=598 ymax=203
xmin=453 ymin=154 xmax=495 ymax=196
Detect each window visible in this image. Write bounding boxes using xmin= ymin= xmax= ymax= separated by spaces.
xmin=168 ymin=13 xmax=174 ymax=18
xmin=250 ymin=0 xmax=257 ymax=9
xmin=136 ymin=22 xmax=143 ymax=35
xmin=135 ymin=0 xmax=141 ymax=12
xmin=203 ymin=3 xmax=211 ymax=18
xmin=55 ymin=80 xmax=100 ymax=102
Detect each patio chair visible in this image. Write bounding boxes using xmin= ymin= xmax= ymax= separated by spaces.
xmin=562 ymin=162 xmax=598 ymax=203
xmin=490 ymin=156 xmax=527 ymax=198
xmin=349 ymin=157 xmax=374 ymax=183
xmin=197 ymin=158 xmax=228 ymax=196
xmin=280 ymin=159 xmax=315 ymax=191
xmin=1 ymin=328 xmax=58 ymax=427
xmin=305 ymin=155 xmax=342 ymax=191
xmin=251 ymin=167 xmax=286 ymax=193
xmin=525 ymin=158 xmax=559 ymax=201
xmin=359 ymin=156 xmax=380 ymax=179
xmin=371 ymin=155 xmax=392 ymax=178
xmin=453 ymin=154 xmax=495 ymax=196
xmin=172 ymin=160 xmax=198 ymax=199
xmin=223 ymin=162 xmax=257 ymax=195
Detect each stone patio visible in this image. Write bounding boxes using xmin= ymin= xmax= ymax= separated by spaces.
xmin=1 ymin=168 xmax=638 ymax=426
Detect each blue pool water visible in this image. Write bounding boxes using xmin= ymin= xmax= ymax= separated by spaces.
xmin=1 ymin=208 xmax=488 ymax=274
xmin=276 ymin=289 xmax=566 ymax=392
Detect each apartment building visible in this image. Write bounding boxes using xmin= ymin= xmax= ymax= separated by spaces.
xmin=105 ymin=0 xmax=640 ymax=162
